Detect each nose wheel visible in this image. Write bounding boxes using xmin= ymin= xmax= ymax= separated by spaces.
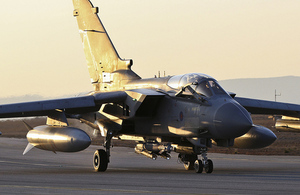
xmin=194 ymin=159 xmax=204 ymax=173
xmin=193 ymin=158 xmax=213 ymax=173
xmin=204 ymin=159 xmax=213 ymax=173
xmin=195 ymin=150 xmax=213 ymax=174
xmin=179 ymin=149 xmax=214 ymax=173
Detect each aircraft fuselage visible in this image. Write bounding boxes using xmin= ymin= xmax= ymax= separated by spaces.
xmin=98 ymin=73 xmax=253 ymax=145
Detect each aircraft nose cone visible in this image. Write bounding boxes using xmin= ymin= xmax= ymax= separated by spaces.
xmin=213 ymin=102 xmax=253 ymax=138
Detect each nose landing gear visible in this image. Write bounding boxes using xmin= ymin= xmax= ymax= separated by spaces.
xmin=199 ymin=150 xmax=213 ymax=173
xmin=179 ymin=148 xmax=213 ymax=173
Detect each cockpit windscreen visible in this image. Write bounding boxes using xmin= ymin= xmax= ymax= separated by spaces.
xmin=167 ymin=73 xmax=227 ymax=97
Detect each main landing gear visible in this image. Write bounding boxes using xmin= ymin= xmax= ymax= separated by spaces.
xmin=93 ymin=131 xmax=113 ymax=172
xmin=179 ymin=148 xmax=213 ymax=173
xmin=93 ymin=149 xmax=108 ymax=172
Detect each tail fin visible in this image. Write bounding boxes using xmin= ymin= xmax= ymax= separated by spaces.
xmin=73 ymin=0 xmax=140 ymax=91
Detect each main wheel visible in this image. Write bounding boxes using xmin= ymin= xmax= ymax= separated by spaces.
xmin=93 ymin=149 xmax=108 ymax=172
xmin=204 ymin=159 xmax=213 ymax=174
xmin=194 ymin=160 xmax=203 ymax=173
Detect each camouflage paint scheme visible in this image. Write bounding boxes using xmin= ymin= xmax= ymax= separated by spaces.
xmin=0 ymin=0 xmax=299 ymax=173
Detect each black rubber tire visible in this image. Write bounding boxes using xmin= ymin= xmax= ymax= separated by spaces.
xmin=93 ymin=149 xmax=108 ymax=172
xmin=204 ymin=159 xmax=213 ymax=174
xmin=194 ymin=160 xmax=203 ymax=173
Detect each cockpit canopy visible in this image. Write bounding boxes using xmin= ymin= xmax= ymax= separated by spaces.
xmin=167 ymin=73 xmax=227 ymax=97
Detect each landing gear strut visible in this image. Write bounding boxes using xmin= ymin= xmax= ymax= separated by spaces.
xmin=195 ymin=148 xmax=213 ymax=174
xmin=93 ymin=130 xmax=113 ymax=172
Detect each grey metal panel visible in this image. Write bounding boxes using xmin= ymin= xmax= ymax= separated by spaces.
xmin=235 ymin=97 xmax=300 ymax=117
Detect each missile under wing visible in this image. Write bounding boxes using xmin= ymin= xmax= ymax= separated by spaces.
xmin=0 ymin=0 xmax=299 ymax=174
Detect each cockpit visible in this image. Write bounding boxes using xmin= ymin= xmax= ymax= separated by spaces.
xmin=167 ymin=73 xmax=227 ymax=98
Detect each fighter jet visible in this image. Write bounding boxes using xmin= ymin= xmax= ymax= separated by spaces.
xmin=1 ymin=0 xmax=300 ymax=173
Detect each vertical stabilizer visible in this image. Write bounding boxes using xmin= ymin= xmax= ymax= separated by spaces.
xmin=73 ymin=0 xmax=140 ymax=91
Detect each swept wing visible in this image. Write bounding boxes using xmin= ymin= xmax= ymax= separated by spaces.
xmin=0 ymin=91 xmax=127 ymax=118
xmin=235 ymin=97 xmax=300 ymax=117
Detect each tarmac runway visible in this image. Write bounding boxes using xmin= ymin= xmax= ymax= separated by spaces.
xmin=0 ymin=138 xmax=300 ymax=195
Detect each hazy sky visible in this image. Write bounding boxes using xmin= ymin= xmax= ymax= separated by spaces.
xmin=0 ymin=0 xmax=299 ymax=97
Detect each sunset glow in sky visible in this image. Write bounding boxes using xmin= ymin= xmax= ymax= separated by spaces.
xmin=0 ymin=0 xmax=299 ymax=97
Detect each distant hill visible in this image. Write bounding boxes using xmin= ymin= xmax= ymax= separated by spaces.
xmin=0 ymin=76 xmax=299 ymax=105
xmin=0 ymin=94 xmax=78 ymax=104
xmin=0 ymin=95 xmax=46 ymax=104
xmin=219 ymin=76 xmax=300 ymax=104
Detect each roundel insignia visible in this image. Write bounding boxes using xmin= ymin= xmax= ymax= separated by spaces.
xmin=179 ymin=111 xmax=184 ymax=121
